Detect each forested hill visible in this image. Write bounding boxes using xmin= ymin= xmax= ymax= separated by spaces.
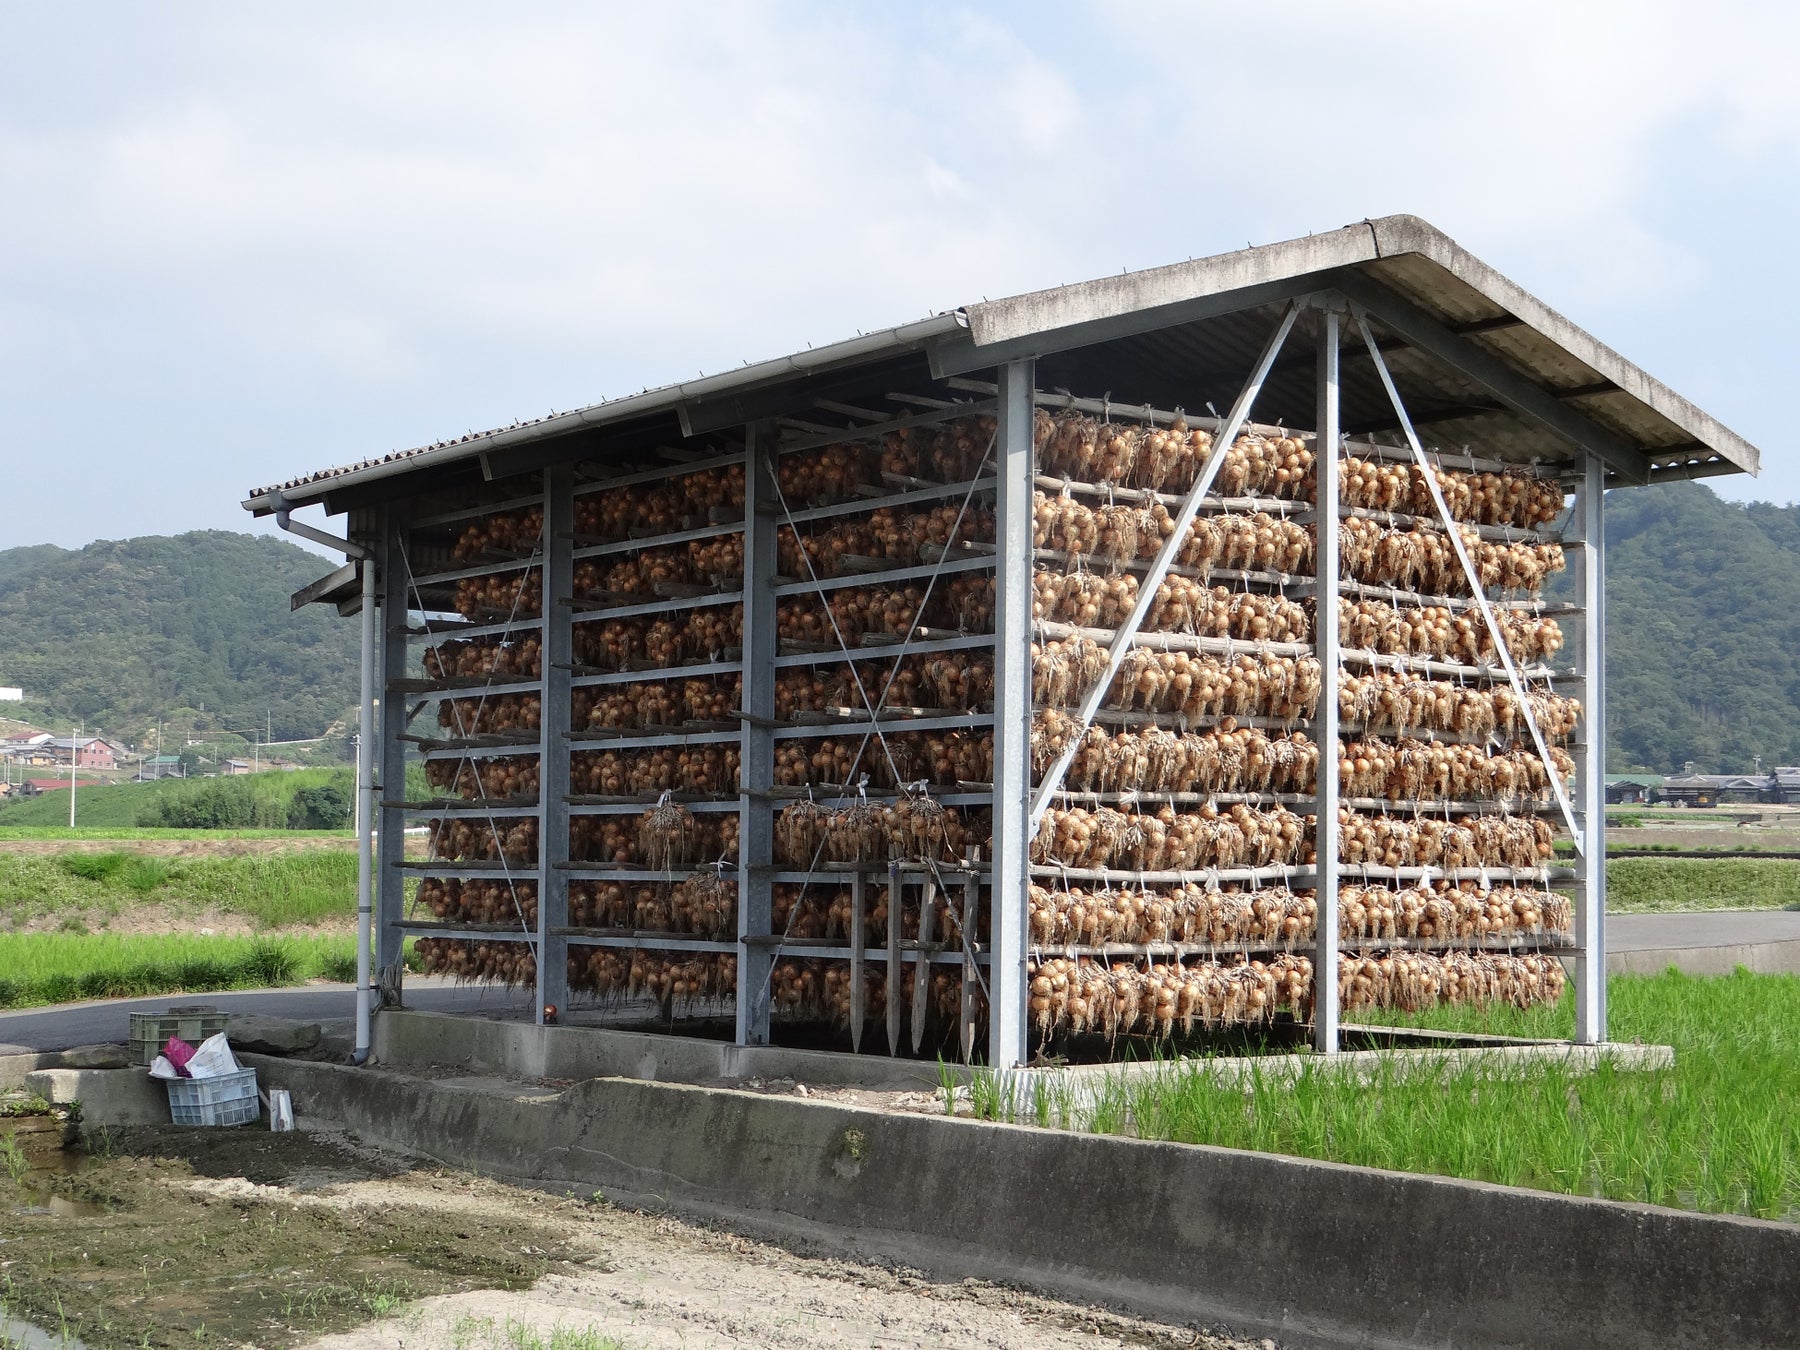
xmin=0 ymin=490 xmax=1792 ymax=772
xmin=1603 ymin=482 xmax=1800 ymax=774
xmin=0 ymin=531 xmax=358 ymax=746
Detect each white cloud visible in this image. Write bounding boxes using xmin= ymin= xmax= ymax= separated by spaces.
xmin=0 ymin=0 xmax=1795 ymax=541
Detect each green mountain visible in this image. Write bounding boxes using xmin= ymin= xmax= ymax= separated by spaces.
xmin=1602 ymin=482 xmax=1800 ymax=774
xmin=0 ymin=488 xmax=1791 ymax=775
xmin=0 ymin=532 xmax=359 ymax=749
xmin=0 ymin=544 xmax=68 ymax=589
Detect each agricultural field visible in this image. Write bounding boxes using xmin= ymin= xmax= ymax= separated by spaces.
xmin=0 ymin=766 xmax=359 ymax=830
xmin=1606 ymin=856 xmax=1800 ymax=910
xmin=0 ymin=846 xmax=403 ymax=1007
xmin=1067 ymin=969 xmax=1800 ymax=1222
xmin=0 ymin=931 xmax=383 ymax=1007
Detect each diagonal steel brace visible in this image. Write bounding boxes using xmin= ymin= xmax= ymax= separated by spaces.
xmin=1027 ymin=301 xmax=1303 ymax=831
xmin=1352 ymin=313 xmax=1584 ymax=854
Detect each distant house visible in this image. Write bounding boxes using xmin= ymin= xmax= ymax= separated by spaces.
xmin=46 ymin=737 xmax=117 ymax=770
xmin=1605 ymin=775 xmax=1663 ymax=805
xmin=1 ymin=741 xmax=57 ymax=768
xmin=138 ymin=754 xmax=186 ymax=781
xmin=21 ymin=777 xmax=69 ymax=796
xmin=222 ymin=758 xmax=255 ymax=776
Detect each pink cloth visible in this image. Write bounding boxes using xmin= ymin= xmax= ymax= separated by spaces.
xmin=162 ymin=1035 xmax=196 ymax=1078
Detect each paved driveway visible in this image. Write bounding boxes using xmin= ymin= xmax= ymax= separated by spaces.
xmin=0 ymin=977 xmax=529 ymax=1055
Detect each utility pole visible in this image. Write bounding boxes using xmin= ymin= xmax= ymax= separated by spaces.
xmin=69 ymin=722 xmax=80 ymax=829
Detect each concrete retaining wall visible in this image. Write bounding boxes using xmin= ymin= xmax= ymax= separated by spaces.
xmin=1610 ymin=941 xmax=1800 ymax=976
xmin=249 ymin=1056 xmax=1798 ymax=1350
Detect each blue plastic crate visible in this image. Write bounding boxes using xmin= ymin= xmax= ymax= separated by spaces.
xmin=165 ymin=1068 xmax=260 ymax=1127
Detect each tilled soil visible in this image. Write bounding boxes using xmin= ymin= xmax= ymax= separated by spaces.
xmin=0 ymin=1124 xmax=1272 ymax=1350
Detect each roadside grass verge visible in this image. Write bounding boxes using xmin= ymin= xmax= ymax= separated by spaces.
xmin=0 ymin=932 xmax=420 ymax=1007
xmin=1077 ymin=969 xmax=1800 ymax=1221
xmin=0 ymin=826 xmax=352 ymax=841
xmin=0 ymin=850 xmax=360 ymax=929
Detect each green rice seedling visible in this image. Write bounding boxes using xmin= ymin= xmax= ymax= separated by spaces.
xmin=934 ymin=1057 xmax=959 ymax=1116
xmin=1087 ymin=970 xmax=1800 ymax=1223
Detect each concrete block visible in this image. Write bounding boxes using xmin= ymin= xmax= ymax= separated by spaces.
xmin=0 ymin=1053 xmax=62 ymax=1089
xmin=23 ymin=1067 xmax=170 ymax=1127
xmin=224 ymin=1014 xmax=322 ymax=1056
xmin=59 ymin=1043 xmax=131 ymax=1070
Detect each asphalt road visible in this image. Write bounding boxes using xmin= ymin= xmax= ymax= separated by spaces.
xmin=1608 ymin=909 xmax=1800 ymax=951
xmin=0 ymin=976 xmax=529 ymax=1055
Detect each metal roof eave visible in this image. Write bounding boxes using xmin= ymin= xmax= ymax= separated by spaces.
xmin=245 ymin=214 xmax=1762 ymax=515
xmin=243 ymin=312 xmax=968 ymax=516
xmin=952 ymin=215 xmax=1760 ymax=481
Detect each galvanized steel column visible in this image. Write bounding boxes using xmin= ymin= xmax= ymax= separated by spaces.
xmin=376 ymin=506 xmax=410 ymax=995
xmin=1573 ymin=452 xmax=1608 ymax=1044
xmin=990 ymin=359 xmax=1036 ymax=1070
xmin=1313 ymin=308 xmax=1342 ymax=1055
xmin=537 ymin=462 xmax=574 ymax=1024
xmin=737 ymin=424 xmax=777 ymax=1045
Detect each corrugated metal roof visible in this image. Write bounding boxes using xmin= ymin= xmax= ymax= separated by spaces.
xmin=245 ymin=215 xmax=1761 ymax=515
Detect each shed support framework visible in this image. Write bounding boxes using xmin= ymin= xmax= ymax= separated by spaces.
xmin=348 ymin=273 xmax=1629 ymax=1063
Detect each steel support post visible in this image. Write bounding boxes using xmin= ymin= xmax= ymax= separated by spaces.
xmin=1572 ymin=452 xmax=1608 ymax=1043
xmin=990 ymin=359 xmax=1036 ymax=1070
xmin=1312 ymin=308 xmax=1342 ymax=1055
xmin=536 ymin=463 xmax=574 ymax=1024
xmin=354 ymin=553 xmax=378 ymax=1057
xmin=375 ymin=506 xmax=411 ymax=1000
xmin=737 ymin=424 xmax=777 ymax=1045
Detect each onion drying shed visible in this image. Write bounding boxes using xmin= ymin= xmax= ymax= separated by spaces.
xmin=246 ymin=216 xmax=1761 ymax=1068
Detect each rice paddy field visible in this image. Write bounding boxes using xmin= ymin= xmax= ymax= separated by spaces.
xmin=1070 ymin=970 xmax=1800 ymax=1222
xmin=0 ymin=931 xmax=421 ymax=1008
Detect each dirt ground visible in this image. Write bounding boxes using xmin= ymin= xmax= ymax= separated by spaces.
xmin=0 ymin=1121 xmax=1271 ymax=1350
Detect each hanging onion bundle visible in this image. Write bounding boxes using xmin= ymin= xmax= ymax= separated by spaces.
xmin=1029 ymin=883 xmax=1317 ymax=949
xmin=437 ymin=693 xmax=541 ymax=736
xmin=428 ymin=817 xmax=538 ymax=863
xmin=1336 ymin=737 xmax=1575 ymax=802
xmin=1028 ymin=953 xmax=1314 ymax=1038
xmin=1337 ymin=950 xmax=1565 ymax=1013
xmin=1336 ymin=598 xmax=1563 ymax=666
xmin=424 ymin=635 xmax=543 ymax=681
xmin=638 ymin=795 xmax=703 ymax=870
xmin=1030 ymin=713 xmax=1319 ymax=797
xmin=416 ymin=938 xmax=537 ymax=987
xmin=451 ymin=506 xmax=545 ymax=561
xmin=425 ymin=755 xmax=539 ymax=801
xmin=570 ymin=744 xmax=740 ymax=795
xmin=1031 ymin=803 xmax=1312 ymax=872
xmin=417 ymin=877 xmax=538 ymax=926
xmin=454 ymin=569 xmax=543 ymax=620
xmin=1338 ymin=883 xmax=1572 ymax=943
xmin=1337 ymin=518 xmax=1566 ymax=597
xmin=1336 ymin=809 xmax=1555 ymax=870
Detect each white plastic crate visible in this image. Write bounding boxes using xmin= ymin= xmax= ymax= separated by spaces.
xmin=165 ymin=1067 xmax=260 ymax=1127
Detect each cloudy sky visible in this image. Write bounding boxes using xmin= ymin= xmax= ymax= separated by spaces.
xmin=3 ymin=1 xmax=1796 ymax=551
